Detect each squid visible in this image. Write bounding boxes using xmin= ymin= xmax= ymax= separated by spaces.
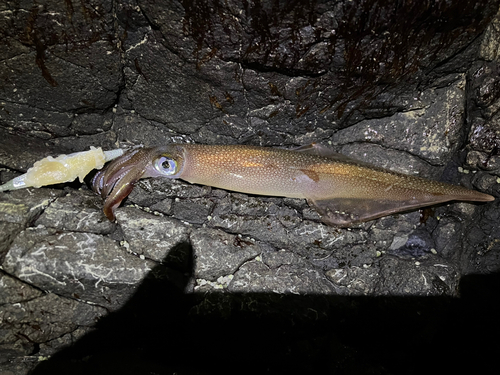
xmin=90 ymin=144 xmax=494 ymax=227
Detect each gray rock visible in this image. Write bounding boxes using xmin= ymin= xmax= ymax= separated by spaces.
xmin=172 ymin=197 xmax=215 ymax=225
xmin=480 ymin=7 xmax=500 ymax=61
xmin=375 ymin=257 xmax=459 ymax=295
xmin=35 ymin=189 xmax=116 ymax=235
xmin=116 ymin=207 xmax=191 ymax=263
xmin=326 ymin=266 xmax=379 ymax=295
xmin=332 ymin=76 xmax=467 ymax=166
xmin=0 ymin=188 xmax=64 ymax=262
xmin=191 ymin=228 xmax=261 ymax=281
xmin=3 ymin=226 xmax=155 ymax=311
xmin=228 ymin=260 xmax=334 ymax=295
xmin=0 ymin=293 xmax=106 ymax=362
xmin=0 ymin=273 xmax=43 ymax=305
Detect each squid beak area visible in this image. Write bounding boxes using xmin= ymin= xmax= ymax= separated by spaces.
xmin=91 ymin=147 xmax=156 ymax=221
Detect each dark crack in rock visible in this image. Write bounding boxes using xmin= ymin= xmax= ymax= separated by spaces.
xmin=0 ymin=292 xmax=106 ymax=362
xmin=191 ymin=228 xmax=261 ymax=282
xmin=0 ymin=188 xmax=64 ymax=262
xmin=0 ymin=273 xmax=43 ymax=305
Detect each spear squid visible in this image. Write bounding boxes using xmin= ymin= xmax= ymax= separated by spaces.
xmin=90 ymin=144 xmax=495 ymax=226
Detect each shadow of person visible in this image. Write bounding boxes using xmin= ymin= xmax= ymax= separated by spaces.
xmin=30 ymin=242 xmax=500 ymax=375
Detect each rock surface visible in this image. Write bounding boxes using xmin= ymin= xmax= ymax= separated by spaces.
xmin=1 ymin=1 xmax=500 ymax=374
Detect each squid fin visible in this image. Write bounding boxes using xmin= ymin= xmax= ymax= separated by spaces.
xmin=307 ymin=196 xmax=456 ymax=227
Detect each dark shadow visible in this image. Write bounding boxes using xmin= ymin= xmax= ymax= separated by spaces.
xmin=30 ymin=245 xmax=500 ymax=375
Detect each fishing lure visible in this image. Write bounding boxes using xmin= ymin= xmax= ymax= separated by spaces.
xmin=0 ymin=147 xmax=123 ymax=192
xmin=91 ymin=144 xmax=494 ymax=226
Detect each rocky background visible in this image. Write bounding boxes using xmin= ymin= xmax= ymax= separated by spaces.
xmin=1 ymin=0 xmax=500 ymax=374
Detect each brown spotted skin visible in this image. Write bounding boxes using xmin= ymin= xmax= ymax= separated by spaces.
xmin=93 ymin=144 xmax=495 ymax=226
xmin=178 ymin=144 xmax=493 ymax=201
xmin=179 ymin=144 xmax=333 ymax=198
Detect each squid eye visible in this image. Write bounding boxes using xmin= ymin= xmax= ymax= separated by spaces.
xmin=154 ymin=156 xmax=177 ymax=175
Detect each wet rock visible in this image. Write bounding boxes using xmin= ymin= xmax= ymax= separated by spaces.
xmin=466 ymin=59 xmax=500 ymax=178
xmin=2 ymin=226 xmax=154 ymax=310
xmin=0 ymin=189 xmax=62 ymax=225
xmin=326 ymin=266 xmax=379 ymax=295
xmin=35 ymin=189 xmax=116 ymax=235
xmin=113 ymin=108 xmax=176 ymax=146
xmin=128 ymin=178 xmax=211 ymax=203
xmin=0 ymin=221 xmax=24 ymax=263
xmin=0 ymin=188 xmax=63 ymax=262
xmin=172 ymin=197 xmax=215 ymax=224
xmin=431 ymin=217 xmax=463 ymax=260
xmin=0 ymin=273 xmax=43 ymax=305
xmin=209 ymin=213 xmax=292 ymax=250
xmin=332 ymin=76 xmax=467 ymax=166
xmin=228 ymin=259 xmax=334 ymax=295
xmin=0 ymin=292 xmax=106 ymax=362
xmin=116 ymin=207 xmax=191 ymax=263
xmin=148 ymin=198 xmax=173 ymax=216
xmin=46 ymin=132 xmax=118 ymax=153
xmin=388 ymin=228 xmax=436 ymax=258
xmin=375 ymin=257 xmax=459 ymax=295
xmin=480 ymin=7 xmax=500 ymax=61
xmin=191 ymin=228 xmax=261 ymax=281
xmin=0 ymin=4 xmax=122 ymax=145
xmin=339 ymin=142 xmax=442 ymax=178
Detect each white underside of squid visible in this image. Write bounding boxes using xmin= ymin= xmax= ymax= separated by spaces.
xmin=0 ymin=147 xmax=124 ymax=191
